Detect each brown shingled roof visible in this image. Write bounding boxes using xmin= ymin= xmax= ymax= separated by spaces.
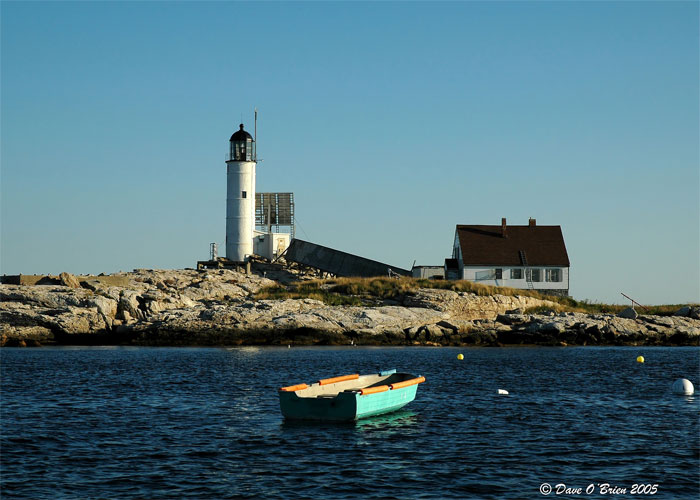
xmin=456 ymin=224 xmax=570 ymax=267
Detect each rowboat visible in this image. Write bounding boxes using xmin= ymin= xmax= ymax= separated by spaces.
xmin=278 ymin=369 xmax=425 ymax=422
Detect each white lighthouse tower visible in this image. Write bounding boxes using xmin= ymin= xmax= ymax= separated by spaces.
xmin=225 ymin=123 xmax=256 ymax=262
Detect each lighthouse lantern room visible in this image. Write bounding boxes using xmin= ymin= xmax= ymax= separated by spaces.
xmin=228 ymin=123 xmax=256 ymax=162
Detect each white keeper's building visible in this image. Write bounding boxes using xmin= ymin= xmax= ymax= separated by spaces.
xmin=447 ymin=218 xmax=570 ymax=297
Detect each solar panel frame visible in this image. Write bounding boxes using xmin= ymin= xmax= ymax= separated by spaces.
xmin=255 ymin=193 xmax=295 ymax=235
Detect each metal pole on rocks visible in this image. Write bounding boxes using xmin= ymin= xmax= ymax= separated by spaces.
xmin=620 ymin=292 xmax=648 ymax=311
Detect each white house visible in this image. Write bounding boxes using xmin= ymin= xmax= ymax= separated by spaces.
xmin=450 ymin=218 xmax=570 ymax=296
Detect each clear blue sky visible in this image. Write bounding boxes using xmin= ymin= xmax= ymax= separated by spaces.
xmin=2 ymin=1 xmax=698 ymax=305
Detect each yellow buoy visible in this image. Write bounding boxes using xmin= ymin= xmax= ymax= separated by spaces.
xmin=637 ymin=356 xmax=645 ymax=363
xmin=457 ymin=353 xmax=464 ymax=360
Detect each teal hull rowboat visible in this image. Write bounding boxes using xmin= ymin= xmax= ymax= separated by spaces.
xmin=278 ymin=369 xmax=425 ymax=422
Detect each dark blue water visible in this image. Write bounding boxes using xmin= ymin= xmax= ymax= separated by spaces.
xmin=1 ymin=346 xmax=698 ymax=499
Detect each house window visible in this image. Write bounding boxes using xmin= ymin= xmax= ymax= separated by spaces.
xmin=242 ymin=191 xmax=247 ymax=198
xmin=475 ymin=270 xmax=496 ymax=281
xmin=546 ymin=269 xmax=562 ymax=282
xmin=511 ymin=268 xmax=522 ymax=280
xmin=527 ymin=268 xmax=542 ymax=282
xmin=495 ymin=268 xmax=502 ymax=279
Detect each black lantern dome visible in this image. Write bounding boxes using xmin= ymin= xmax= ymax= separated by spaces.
xmin=228 ymin=124 xmax=255 ymax=161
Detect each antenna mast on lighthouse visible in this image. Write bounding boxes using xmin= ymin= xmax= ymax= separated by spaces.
xmin=254 ymin=108 xmax=258 ymax=161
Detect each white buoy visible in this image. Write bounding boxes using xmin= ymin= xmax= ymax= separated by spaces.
xmin=498 ymin=389 xmax=509 ymax=395
xmin=672 ymin=378 xmax=694 ymax=395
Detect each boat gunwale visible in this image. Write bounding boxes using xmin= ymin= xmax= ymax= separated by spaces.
xmin=279 ymin=372 xmax=424 ymax=400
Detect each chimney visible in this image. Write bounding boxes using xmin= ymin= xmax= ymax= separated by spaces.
xmin=529 ymin=218 xmax=536 ymax=227
xmin=501 ymin=217 xmax=507 ymax=238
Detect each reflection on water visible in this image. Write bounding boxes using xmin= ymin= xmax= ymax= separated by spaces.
xmin=354 ymin=409 xmax=418 ymax=431
xmin=280 ymin=409 xmax=418 ymax=431
xmin=230 ymin=346 xmax=263 ymax=355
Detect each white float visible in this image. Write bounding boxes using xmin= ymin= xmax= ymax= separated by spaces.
xmin=497 ymin=389 xmax=509 ymax=395
xmin=672 ymin=378 xmax=694 ymax=396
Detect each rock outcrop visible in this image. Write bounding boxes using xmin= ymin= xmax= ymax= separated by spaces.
xmin=1 ymin=268 xmax=698 ymax=347
xmin=59 ymin=272 xmax=82 ymax=289
xmin=674 ymin=305 xmax=700 ymax=320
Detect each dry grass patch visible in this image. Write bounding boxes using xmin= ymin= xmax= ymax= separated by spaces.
xmin=256 ymin=276 xmax=695 ymax=314
xmin=256 ymin=276 xmax=552 ymax=306
xmin=255 ymin=283 xmax=362 ymax=306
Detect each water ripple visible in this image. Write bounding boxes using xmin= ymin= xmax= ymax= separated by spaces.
xmin=1 ymin=346 xmax=698 ymax=499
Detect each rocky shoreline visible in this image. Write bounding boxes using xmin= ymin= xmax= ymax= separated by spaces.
xmin=1 ymin=267 xmax=698 ymax=347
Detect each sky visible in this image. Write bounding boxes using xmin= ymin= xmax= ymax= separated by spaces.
xmin=1 ymin=1 xmax=698 ymax=305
